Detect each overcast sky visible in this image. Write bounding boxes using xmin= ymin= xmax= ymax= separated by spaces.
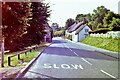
xmin=45 ymin=0 xmax=120 ymax=27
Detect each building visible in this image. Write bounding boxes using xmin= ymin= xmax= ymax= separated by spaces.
xmin=43 ymin=23 xmax=53 ymax=42
xmin=66 ymin=19 xmax=92 ymax=42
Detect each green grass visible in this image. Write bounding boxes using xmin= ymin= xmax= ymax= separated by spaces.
xmin=54 ymin=30 xmax=64 ymax=35
xmin=1 ymin=43 xmax=50 ymax=68
xmin=82 ymin=37 xmax=119 ymax=52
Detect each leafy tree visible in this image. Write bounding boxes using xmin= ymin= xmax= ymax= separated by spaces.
xmin=22 ymin=2 xmax=51 ymax=46
xmin=65 ymin=18 xmax=75 ymax=29
xmin=2 ymin=2 xmax=32 ymax=51
xmin=97 ymin=23 xmax=103 ymax=29
xmin=75 ymin=14 xmax=92 ymax=22
xmin=73 ymin=5 xmax=120 ymax=32
xmin=2 ymin=1 xmax=51 ymax=52
xmin=109 ymin=18 xmax=120 ymax=31
xmin=103 ymin=11 xmax=114 ymax=28
xmin=75 ymin=14 xmax=84 ymax=22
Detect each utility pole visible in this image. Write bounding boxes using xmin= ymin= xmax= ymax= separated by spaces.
xmin=0 ymin=26 xmax=4 ymax=67
xmin=0 ymin=1 xmax=4 ymax=67
xmin=1 ymin=38 xmax=4 ymax=67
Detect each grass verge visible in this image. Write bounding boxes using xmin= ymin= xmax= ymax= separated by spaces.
xmin=0 ymin=43 xmax=50 ymax=78
xmin=1 ymin=43 xmax=50 ymax=68
xmin=82 ymin=37 xmax=119 ymax=52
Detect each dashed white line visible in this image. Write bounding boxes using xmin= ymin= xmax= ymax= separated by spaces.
xmin=81 ymin=58 xmax=92 ymax=65
xmin=69 ymin=49 xmax=73 ymax=51
xmin=100 ymin=70 xmax=117 ymax=79
xmin=63 ymin=43 xmax=79 ymax=56
xmin=73 ymin=52 xmax=79 ymax=56
xmin=63 ymin=43 xmax=69 ymax=48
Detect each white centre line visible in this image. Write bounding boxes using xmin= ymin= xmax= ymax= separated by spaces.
xmin=63 ymin=43 xmax=79 ymax=56
xmin=73 ymin=52 xmax=79 ymax=56
xmin=81 ymin=58 xmax=92 ymax=65
xmin=100 ymin=70 xmax=117 ymax=79
xmin=69 ymin=49 xmax=73 ymax=51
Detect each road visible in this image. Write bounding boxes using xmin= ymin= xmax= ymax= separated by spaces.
xmin=22 ymin=37 xmax=118 ymax=79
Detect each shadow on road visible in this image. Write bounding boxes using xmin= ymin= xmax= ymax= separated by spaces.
xmin=43 ymin=46 xmax=117 ymax=61
xmin=51 ymin=40 xmax=66 ymax=44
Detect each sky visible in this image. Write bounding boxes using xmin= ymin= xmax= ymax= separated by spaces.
xmin=44 ymin=0 xmax=120 ymax=27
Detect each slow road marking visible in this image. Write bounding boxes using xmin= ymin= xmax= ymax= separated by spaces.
xmin=42 ymin=63 xmax=84 ymax=70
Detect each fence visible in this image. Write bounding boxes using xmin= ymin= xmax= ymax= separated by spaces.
xmin=90 ymin=31 xmax=120 ymax=39
xmin=8 ymin=45 xmax=38 ymax=66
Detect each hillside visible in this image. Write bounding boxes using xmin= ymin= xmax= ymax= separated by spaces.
xmin=82 ymin=37 xmax=119 ymax=52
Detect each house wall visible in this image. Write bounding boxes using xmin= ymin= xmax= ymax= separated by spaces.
xmin=72 ymin=32 xmax=78 ymax=42
xmin=78 ymin=25 xmax=91 ymax=42
xmin=66 ymin=25 xmax=91 ymax=42
xmin=44 ymin=32 xmax=52 ymax=42
xmin=65 ymin=30 xmax=78 ymax=42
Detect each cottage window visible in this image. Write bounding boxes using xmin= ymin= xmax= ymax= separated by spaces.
xmin=85 ymin=29 xmax=89 ymax=32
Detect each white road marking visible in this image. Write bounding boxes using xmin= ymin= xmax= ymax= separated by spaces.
xmin=71 ymin=64 xmax=84 ymax=70
xmin=42 ymin=63 xmax=84 ymax=70
xmin=81 ymin=58 xmax=92 ymax=65
xmin=69 ymin=49 xmax=73 ymax=51
xmin=63 ymin=43 xmax=69 ymax=48
xmin=61 ymin=64 xmax=71 ymax=69
xmin=63 ymin=43 xmax=79 ymax=56
xmin=100 ymin=70 xmax=117 ymax=79
xmin=73 ymin=52 xmax=79 ymax=56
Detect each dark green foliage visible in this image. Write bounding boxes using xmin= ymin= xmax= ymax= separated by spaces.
xmin=22 ymin=2 xmax=50 ymax=46
xmin=2 ymin=2 xmax=32 ymax=51
xmin=74 ymin=6 xmax=120 ymax=31
xmin=65 ymin=18 xmax=75 ymax=29
xmin=89 ymin=28 xmax=110 ymax=34
xmin=2 ymin=2 xmax=51 ymax=52
xmin=76 ymin=13 xmax=92 ymax=23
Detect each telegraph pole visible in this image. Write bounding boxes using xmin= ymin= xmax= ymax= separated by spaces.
xmin=1 ymin=38 xmax=4 ymax=67
xmin=0 ymin=1 xmax=4 ymax=67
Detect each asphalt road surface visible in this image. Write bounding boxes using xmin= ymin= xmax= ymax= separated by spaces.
xmin=22 ymin=37 xmax=118 ymax=79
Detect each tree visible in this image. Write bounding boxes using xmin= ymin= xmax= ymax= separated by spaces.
xmin=74 ymin=5 xmax=120 ymax=31
xmin=22 ymin=2 xmax=51 ymax=45
xmin=2 ymin=2 xmax=32 ymax=51
xmin=103 ymin=11 xmax=114 ymax=28
xmin=75 ymin=14 xmax=84 ymax=22
xmin=2 ymin=1 xmax=51 ymax=52
xmin=76 ymin=13 xmax=92 ymax=23
xmin=109 ymin=18 xmax=120 ymax=31
xmin=65 ymin=18 xmax=75 ymax=29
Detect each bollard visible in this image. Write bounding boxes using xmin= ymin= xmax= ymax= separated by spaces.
xmin=18 ymin=54 xmax=20 ymax=59
xmin=8 ymin=57 xmax=11 ymax=66
xmin=30 ymin=49 xmax=32 ymax=52
xmin=25 ymin=51 xmax=27 ymax=56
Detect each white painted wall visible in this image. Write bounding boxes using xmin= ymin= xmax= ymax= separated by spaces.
xmin=72 ymin=31 xmax=78 ymax=42
xmin=90 ymin=31 xmax=120 ymax=39
xmin=66 ymin=25 xmax=91 ymax=42
xmin=78 ymin=25 xmax=91 ymax=42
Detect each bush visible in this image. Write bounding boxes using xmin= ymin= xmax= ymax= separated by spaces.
xmin=65 ymin=35 xmax=72 ymax=40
